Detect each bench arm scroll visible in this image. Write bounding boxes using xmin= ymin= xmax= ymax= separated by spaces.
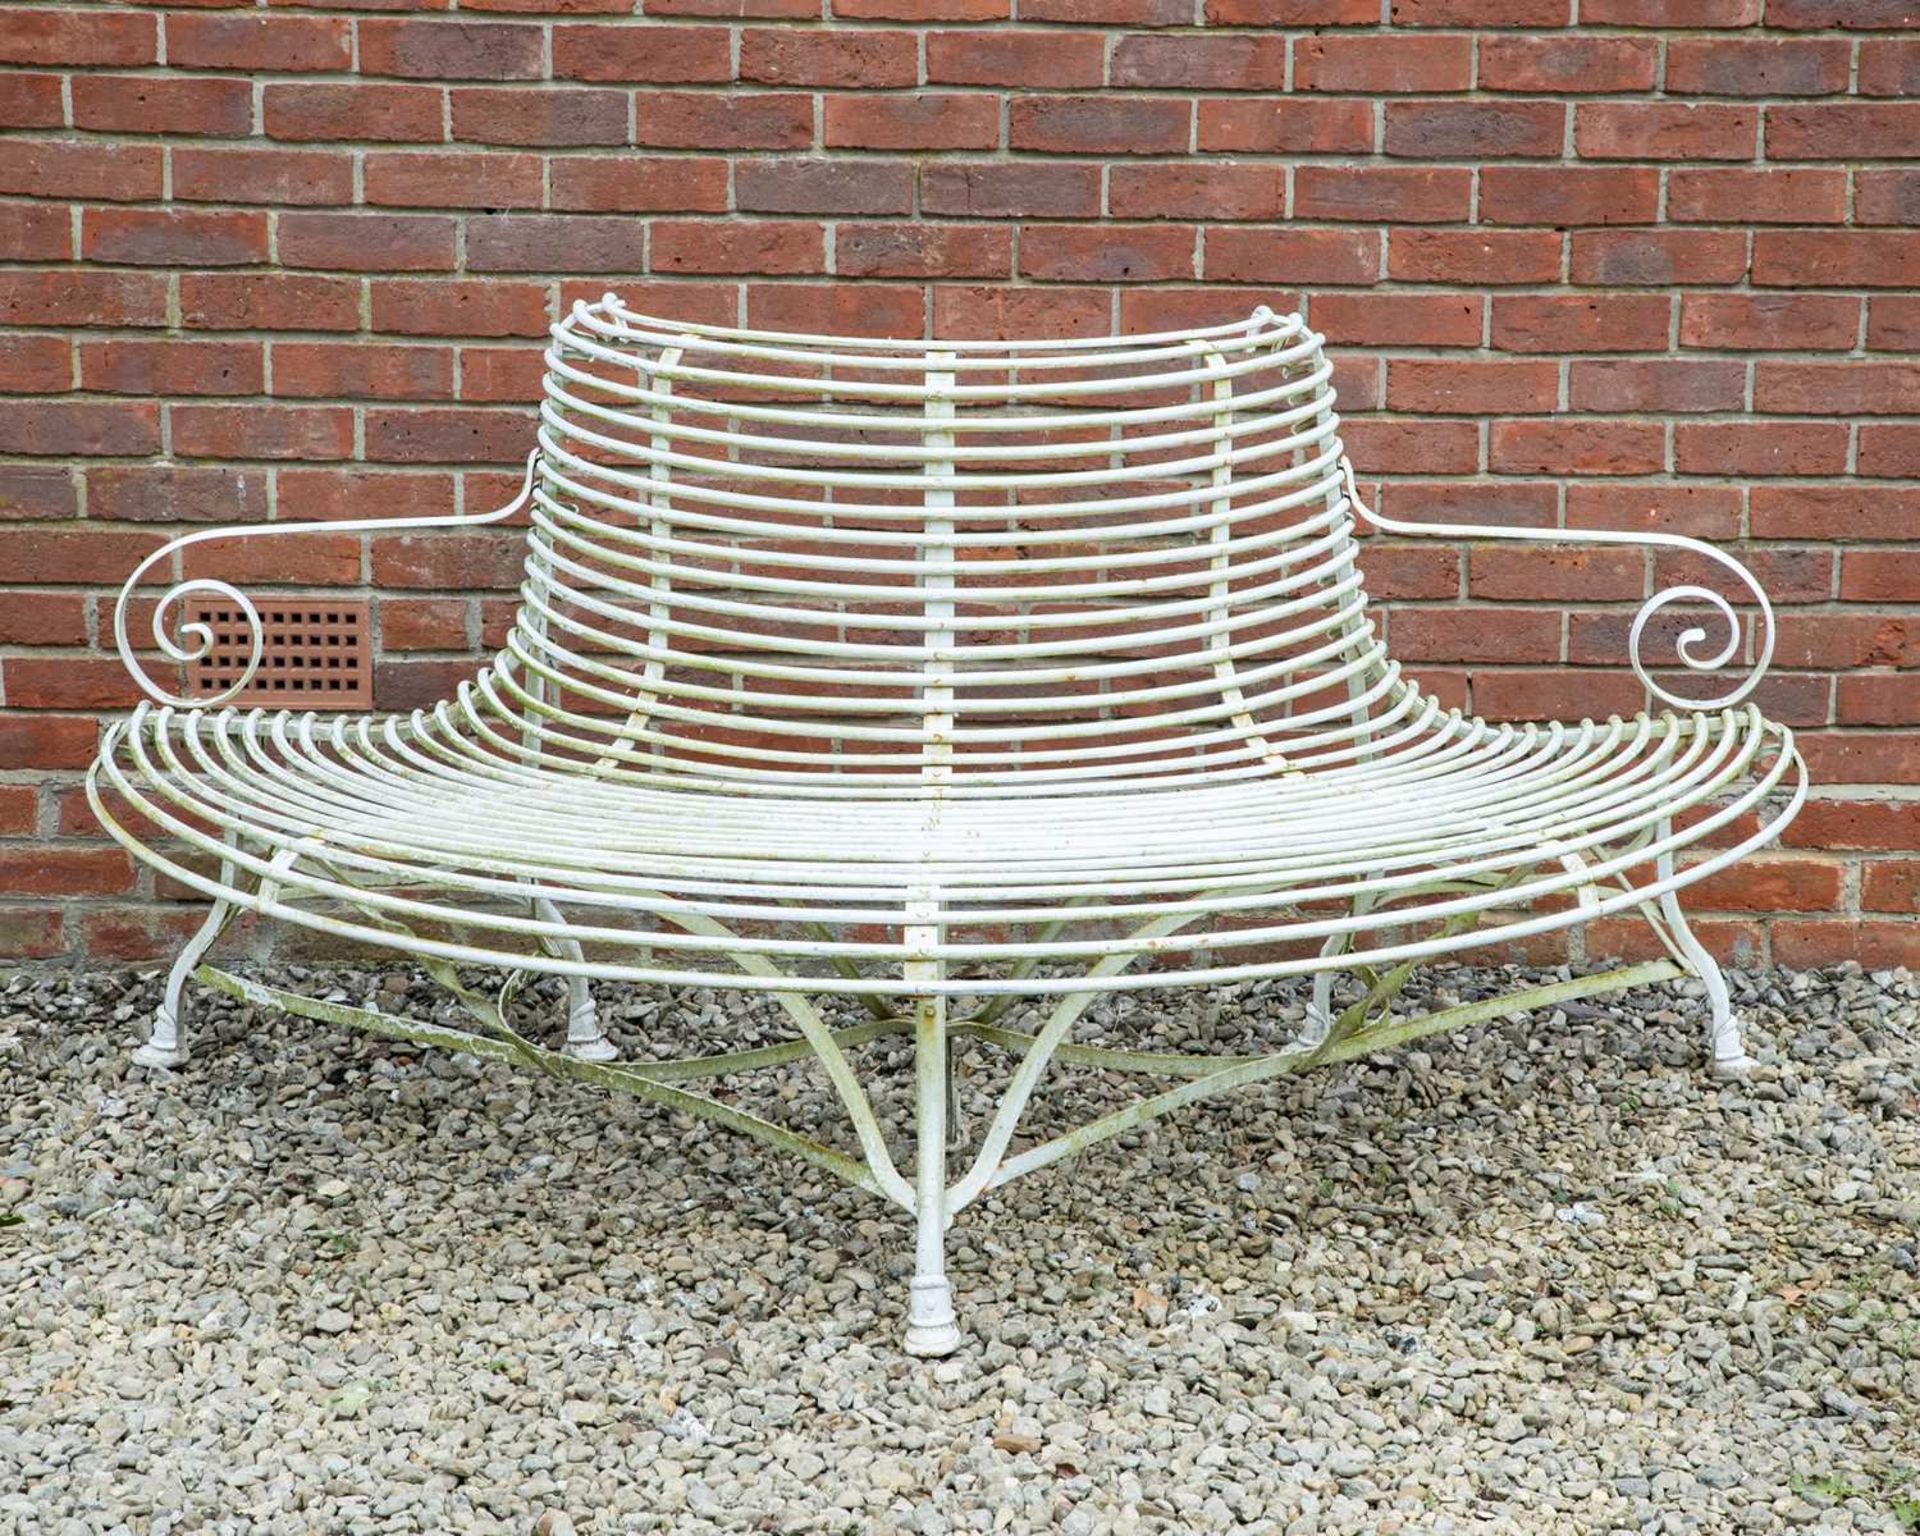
xmin=114 ymin=450 xmax=540 ymax=709
xmin=1339 ymin=457 xmax=1775 ymax=712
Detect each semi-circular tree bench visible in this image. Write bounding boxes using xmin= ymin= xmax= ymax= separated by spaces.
xmin=91 ymin=297 xmax=1805 ymax=1355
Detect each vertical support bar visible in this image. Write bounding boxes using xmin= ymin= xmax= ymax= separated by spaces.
xmin=1198 ymin=340 xmax=1271 ymax=765
xmin=134 ymin=833 xmax=243 ymax=1069
xmin=904 ymin=902 xmax=960 ymax=1356
xmin=1654 ymin=821 xmax=1755 ymax=1079
xmin=922 ymin=350 xmax=957 ymax=790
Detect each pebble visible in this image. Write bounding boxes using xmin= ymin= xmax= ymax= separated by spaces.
xmin=2 ymin=960 xmax=1914 ymax=1533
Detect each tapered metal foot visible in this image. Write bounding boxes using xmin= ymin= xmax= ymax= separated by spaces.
xmin=904 ymin=1276 xmax=962 ymax=1357
xmin=561 ymin=993 xmax=617 ymax=1062
xmin=1654 ymin=840 xmax=1756 ymax=1082
xmin=1710 ymin=1037 xmax=1756 ymax=1081
xmin=131 ymin=1010 xmax=188 ymax=1071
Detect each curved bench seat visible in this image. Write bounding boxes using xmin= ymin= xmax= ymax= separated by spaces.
xmin=91 ymin=296 xmax=1806 ymax=1354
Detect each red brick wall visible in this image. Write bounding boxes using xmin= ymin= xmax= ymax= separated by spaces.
xmin=1 ymin=1 xmax=1914 ymax=969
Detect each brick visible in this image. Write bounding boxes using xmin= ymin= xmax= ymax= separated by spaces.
xmin=1862 ymin=861 xmax=1919 ymax=914
xmin=1801 ymin=734 xmax=1920 ymax=785
xmin=81 ymin=908 xmax=217 ymax=964
xmin=79 ymin=340 xmax=262 ymax=398
xmin=920 ymin=163 xmax=1101 ymax=220
xmin=1768 ymin=104 xmax=1920 ymax=161
xmin=1204 ymin=0 xmax=1377 ymax=16
xmin=451 ymin=87 xmax=629 ymax=147
xmin=1293 ymin=166 xmax=1471 ymax=224
xmin=172 ymin=406 xmax=354 ymax=463
xmin=0 ymin=528 xmax=164 ymax=583
xmin=174 ymin=147 xmax=356 ymax=207
xmin=1479 ymin=167 xmax=1658 ymax=226
xmin=1387 ymin=229 xmax=1561 ymax=285
xmin=371 ymin=279 xmax=551 ymax=337
xmin=1860 ymin=425 xmax=1920 ymax=479
xmin=1769 ymin=0 xmax=1920 ymax=28
xmin=1870 ymin=296 xmax=1920 ymax=351
xmin=1859 ymin=39 xmax=1920 ymax=96
xmin=835 ymin=0 xmax=1006 ymax=15
xmin=182 ymin=274 xmax=361 ymax=334
xmin=0 ymin=141 xmax=162 ymax=202
xmin=278 ymin=468 xmax=456 ymax=524
xmin=167 ymin=14 xmax=351 ymax=72
xmin=365 ymin=408 xmax=531 ymax=466
xmin=1857 ymin=170 xmax=1920 ymax=227
xmin=1754 ymin=485 xmax=1920 ymax=542
xmin=739 ymin=28 xmax=915 ymax=87
xmin=650 ymin=0 xmax=817 ymax=12
xmin=0 ymin=8 xmax=155 ymax=66
xmin=1478 ymin=34 xmax=1658 ymax=93
xmin=180 ymin=529 xmax=360 ymax=585
xmin=550 ymin=157 xmax=729 ymax=213
xmin=0 ymin=848 xmax=132 ymax=897
xmin=1112 ymin=166 xmax=1285 ymax=222
xmin=1474 ymin=670 xmax=1648 ymax=723
xmin=555 ymin=24 xmax=732 ymax=83
xmin=1119 ymin=286 xmax=1303 ymax=336
xmin=1755 ymin=362 xmax=1920 ymax=416
xmin=86 ymin=465 xmax=267 ymax=525
xmin=1110 ymin=34 xmax=1285 ymax=91
xmin=1781 ymin=800 xmax=1919 ymax=851
xmin=1774 ymin=612 xmax=1918 ymax=669
xmin=1841 ymin=549 xmax=1920 ymax=603
xmin=1206 ymin=228 xmax=1377 ymax=285
xmin=737 ymin=160 xmax=912 ymax=216
xmin=265 ymin=83 xmax=445 ymax=144
xmin=1569 ymin=360 xmax=1745 ymax=414
xmin=1393 ymin=0 xmax=1571 ymax=19
xmin=272 ymin=342 xmax=455 ymax=401
xmin=1388 ymin=360 xmax=1557 ymax=415
xmin=83 ymin=209 xmax=267 ymax=269
xmin=1685 ymin=857 xmax=1845 ymax=913
xmin=1581 ymin=0 xmax=1759 ymax=20
xmin=1674 ymin=422 xmax=1848 ymax=477
xmin=72 ymin=75 xmax=253 ymax=137
xmin=1680 ymin=294 xmax=1859 ymax=351
xmin=467 ymin=215 xmax=648 ymax=273
xmin=748 ymin=283 xmax=926 ymax=338
xmin=372 ymin=529 xmax=525 ymax=588
xmin=1196 ymin=100 xmax=1375 ymax=155
xmin=0 ymin=466 xmax=77 ymax=521
xmin=457 ymin=346 xmax=545 ymax=403
xmin=1570 ymin=231 xmax=1749 ymax=287
xmin=380 ymin=594 xmax=471 ymax=651
xmin=1491 ymin=295 xmax=1670 ymax=355
xmin=927 ymin=30 xmax=1105 ymax=87
xmin=365 ymin=151 xmax=544 ymax=210
xmin=1343 ymin=419 xmax=1479 ymax=474
xmin=1565 ymin=483 xmax=1742 ymax=539
xmin=0 ymin=72 xmax=62 ymax=129
xmin=1753 ymin=232 xmax=1920 ymax=291
xmin=0 ymin=334 xmax=70 ymax=393
xmin=1383 ymin=101 xmax=1565 ymax=159
xmin=280 ymin=213 xmax=456 ymax=273
xmin=1577 ymin=103 xmax=1757 ymax=162
xmin=2 ymin=271 xmax=166 ymax=330
xmin=1310 ymin=293 xmax=1483 ymax=348
xmin=1010 ymin=97 xmax=1190 ymax=156
xmin=1021 ymin=0 xmax=1191 ymax=19
xmin=1471 ymin=546 xmax=1645 ymax=602
xmin=0 ymin=401 xmax=158 ymax=457
xmin=1666 ymin=37 xmax=1851 ymax=96
xmin=1390 ymin=609 xmax=1562 ymax=664
xmin=1491 ymin=420 xmax=1664 ymax=476
xmin=651 ymin=220 xmax=826 ymax=275
xmin=1294 ymin=35 xmax=1473 ymax=93
xmin=0 ymin=784 xmax=37 ymax=834
xmin=823 ymin=95 xmax=1000 ymax=151
xmin=634 ymin=92 xmax=813 ymax=150
xmin=0 ymin=714 xmax=97 ymax=770
xmin=360 ymin=19 xmax=544 ymax=80
xmin=1667 ymin=167 xmax=1847 ymax=225
xmin=836 ymin=223 xmax=1011 ymax=279
xmin=1020 ymin=224 xmax=1195 ymax=283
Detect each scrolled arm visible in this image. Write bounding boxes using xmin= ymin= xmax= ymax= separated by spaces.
xmin=115 ymin=450 xmax=540 ymax=708
xmin=1339 ymin=456 xmax=1776 ymax=712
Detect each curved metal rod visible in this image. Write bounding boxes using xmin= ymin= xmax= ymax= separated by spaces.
xmin=1338 ymin=458 xmax=1775 ymax=712
xmin=114 ymin=450 xmax=540 ymax=708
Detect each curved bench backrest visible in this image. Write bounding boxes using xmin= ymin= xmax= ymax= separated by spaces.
xmin=505 ymin=296 xmax=1387 ymax=795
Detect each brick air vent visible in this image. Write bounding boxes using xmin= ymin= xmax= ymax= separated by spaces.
xmin=185 ymin=598 xmax=373 ymax=710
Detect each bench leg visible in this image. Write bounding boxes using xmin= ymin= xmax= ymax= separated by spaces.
xmin=133 ymin=891 xmax=235 ymax=1069
xmin=1653 ymin=842 xmax=1754 ymax=1079
xmin=904 ymin=994 xmax=962 ymax=1357
xmin=530 ymin=896 xmax=616 ymax=1061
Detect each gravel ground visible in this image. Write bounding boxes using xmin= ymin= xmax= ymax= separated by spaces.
xmin=2 ymin=960 xmax=1917 ymax=1535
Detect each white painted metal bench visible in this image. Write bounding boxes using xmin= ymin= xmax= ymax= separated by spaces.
xmin=93 ymin=297 xmax=1805 ymax=1354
